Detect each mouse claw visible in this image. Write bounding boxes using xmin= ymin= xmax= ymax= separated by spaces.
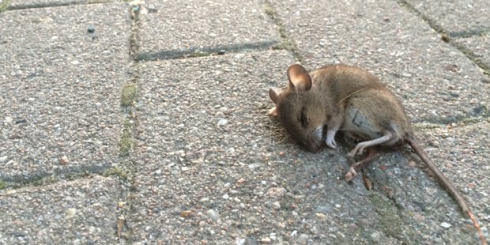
xmin=326 ymin=138 xmax=337 ymax=149
xmin=345 ymin=167 xmax=357 ymax=182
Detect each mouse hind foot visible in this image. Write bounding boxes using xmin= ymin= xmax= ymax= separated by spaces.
xmin=347 ymin=131 xmax=393 ymax=157
xmin=345 ymin=148 xmax=379 ymax=182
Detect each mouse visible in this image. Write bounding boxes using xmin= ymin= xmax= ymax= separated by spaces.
xmin=269 ymin=64 xmax=486 ymax=244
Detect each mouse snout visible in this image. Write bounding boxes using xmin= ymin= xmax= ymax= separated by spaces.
xmin=304 ymin=126 xmax=324 ymax=152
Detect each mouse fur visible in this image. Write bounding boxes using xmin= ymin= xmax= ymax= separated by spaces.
xmin=269 ymin=64 xmax=487 ymax=244
xmin=269 ymin=64 xmax=413 ymax=152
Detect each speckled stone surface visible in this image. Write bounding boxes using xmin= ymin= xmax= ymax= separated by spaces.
xmin=129 ymin=51 xmax=395 ymax=244
xmin=404 ymin=0 xmax=490 ymax=36
xmin=454 ymin=35 xmax=490 ymax=70
xmin=269 ymin=0 xmax=489 ymax=124
xmin=125 ymin=50 xmax=487 ymax=244
xmin=0 ymin=0 xmax=488 ymax=244
xmin=0 ymin=176 xmax=124 ymax=244
xmin=9 ymin=0 xmax=116 ymax=9
xmin=137 ymin=0 xmax=280 ymax=59
xmin=9 ymin=0 xmax=84 ymax=9
xmin=0 ymin=3 xmax=130 ymax=181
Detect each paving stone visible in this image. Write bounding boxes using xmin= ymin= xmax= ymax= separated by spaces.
xmin=0 ymin=3 xmax=130 ymax=181
xmin=269 ymin=0 xmax=489 ymax=124
xmin=129 ymin=50 xmax=388 ymax=244
xmin=0 ymin=0 xmax=488 ymax=244
xmin=9 ymin=0 xmax=117 ymax=10
xmin=125 ymin=50 xmax=480 ymax=244
xmin=414 ymin=121 xmax=490 ymax=214
xmin=0 ymin=176 xmax=124 ymax=244
xmin=137 ymin=0 xmax=280 ymax=59
xmin=405 ymin=0 xmax=490 ymax=36
xmin=454 ymin=35 xmax=490 ymax=71
xmin=9 ymin=0 xmax=85 ymax=9
xmin=364 ymin=121 xmax=490 ymax=244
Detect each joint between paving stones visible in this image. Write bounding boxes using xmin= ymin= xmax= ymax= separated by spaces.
xmin=368 ymin=192 xmax=408 ymax=243
xmin=112 ymin=74 xmax=139 ymax=243
xmin=409 ymin=102 xmax=489 ymax=127
xmin=450 ymin=42 xmax=490 ymax=77
xmin=113 ymin=88 xmax=139 ymax=242
xmin=448 ymin=30 xmax=490 ymax=39
xmin=0 ymin=1 xmax=142 ymax=194
xmin=0 ymin=165 xmax=110 ymax=191
xmin=263 ymin=0 xmax=303 ymax=63
xmin=135 ymin=40 xmax=278 ymax=61
xmin=397 ymin=0 xmax=490 ymax=78
xmin=0 ymin=0 xmax=10 ymax=12
xmin=128 ymin=0 xmax=141 ymax=61
xmin=4 ymin=0 xmax=109 ymax=11
xmin=110 ymin=4 xmax=144 ymax=240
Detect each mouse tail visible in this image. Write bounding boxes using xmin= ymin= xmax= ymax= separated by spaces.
xmin=406 ymin=136 xmax=487 ymax=245
xmin=406 ymin=136 xmax=468 ymax=212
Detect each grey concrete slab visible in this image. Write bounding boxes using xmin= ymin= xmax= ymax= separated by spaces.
xmin=0 ymin=3 xmax=130 ymax=181
xmin=9 ymin=0 xmax=84 ymax=9
xmin=127 ymin=50 xmax=485 ymax=244
xmin=138 ymin=0 xmax=280 ymax=60
xmin=367 ymin=120 xmax=490 ymax=244
xmin=455 ymin=35 xmax=490 ymax=71
xmin=269 ymin=0 xmax=489 ymax=124
xmin=415 ymin=121 xmax=490 ymax=211
xmin=405 ymin=0 xmax=490 ymax=36
xmin=0 ymin=176 xmax=123 ymax=244
xmin=9 ymin=0 xmax=115 ymax=10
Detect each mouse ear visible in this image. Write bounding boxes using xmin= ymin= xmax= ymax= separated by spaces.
xmin=287 ymin=64 xmax=312 ymax=91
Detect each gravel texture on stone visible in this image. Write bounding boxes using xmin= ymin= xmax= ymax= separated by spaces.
xmin=269 ymin=0 xmax=489 ymax=124
xmin=414 ymin=121 xmax=490 ymax=221
xmin=126 ymin=50 xmax=487 ymax=244
xmin=454 ymin=35 xmax=490 ymax=71
xmin=404 ymin=0 xmax=490 ymax=36
xmin=0 ymin=0 xmax=488 ymax=244
xmin=0 ymin=3 xmax=130 ymax=181
xmin=9 ymin=0 xmax=118 ymax=10
xmin=9 ymin=0 xmax=85 ymax=9
xmin=138 ymin=0 xmax=280 ymax=59
xmin=364 ymin=120 xmax=490 ymax=244
xmin=0 ymin=176 xmax=124 ymax=244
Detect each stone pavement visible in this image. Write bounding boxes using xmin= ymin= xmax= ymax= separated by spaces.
xmin=0 ymin=0 xmax=488 ymax=244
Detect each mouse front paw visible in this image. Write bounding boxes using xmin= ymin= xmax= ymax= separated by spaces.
xmin=326 ymin=138 xmax=337 ymax=149
xmin=325 ymin=128 xmax=339 ymax=149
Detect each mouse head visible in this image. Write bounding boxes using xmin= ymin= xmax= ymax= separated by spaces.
xmin=269 ymin=64 xmax=327 ymax=152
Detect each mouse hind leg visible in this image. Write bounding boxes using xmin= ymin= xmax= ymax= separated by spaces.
xmin=345 ymin=148 xmax=378 ymax=181
xmin=346 ymin=131 xmax=394 ymax=158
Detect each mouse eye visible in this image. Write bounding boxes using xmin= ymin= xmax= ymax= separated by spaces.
xmin=300 ymin=107 xmax=308 ymax=128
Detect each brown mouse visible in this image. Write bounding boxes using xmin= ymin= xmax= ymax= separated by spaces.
xmin=269 ymin=64 xmax=486 ymax=244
